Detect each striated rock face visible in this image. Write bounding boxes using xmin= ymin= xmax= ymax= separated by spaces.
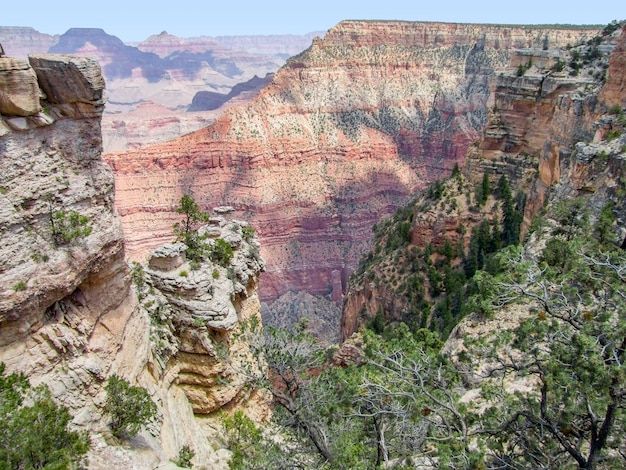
xmin=0 ymin=26 xmax=59 ymax=58
xmin=0 ymin=51 xmax=267 ymax=469
xmin=102 ymin=101 xmax=221 ymax=153
xmin=106 ymin=21 xmax=598 ymax=334
xmin=465 ymin=26 xmax=624 ymax=230
xmin=340 ymin=25 xmax=626 ymax=342
xmin=0 ymin=57 xmax=40 ymax=116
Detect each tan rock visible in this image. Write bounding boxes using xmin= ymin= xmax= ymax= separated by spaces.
xmin=0 ymin=57 xmax=41 ymax=116
xmin=29 ymin=54 xmax=105 ymax=118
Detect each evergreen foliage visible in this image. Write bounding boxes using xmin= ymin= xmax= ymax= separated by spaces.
xmin=50 ymin=209 xmax=92 ymax=246
xmin=465 ymin=231 xmax=626 ymax=468
xmin=104 ymin=374 xmax=157 ymax=438
xmin=173 ymin=194 xmax=210 ymax=261
xmin=231 ymin=192 xmax=625 ymax=468
xmin=0 ymin=364 xmax=89 ymax=469
xmin=209 ymin=238 xmax=234 ymax=267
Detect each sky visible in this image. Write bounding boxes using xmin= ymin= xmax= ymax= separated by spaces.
xmin=2 ymin=1 xmax=624 ymax=42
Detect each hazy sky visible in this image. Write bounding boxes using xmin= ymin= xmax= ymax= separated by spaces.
xmin=3 ymin=0 xmax=623 ymax=42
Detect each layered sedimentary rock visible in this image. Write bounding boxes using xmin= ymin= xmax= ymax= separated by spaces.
xmin=0 ymin=52 xmax=267 ymax=468
xmin=0 ymin=27 xmax=318 ymax=151
xmin=106 ymin=21 xmax=598 ymax=333
xmin=340 ymin=25 xmax=625 ymax=341
xmin=0 ymin=26 xmax=58 ymax=58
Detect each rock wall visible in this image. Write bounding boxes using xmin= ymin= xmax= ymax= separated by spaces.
xmin=105 ymin=21 xmax=598 ymax=335
xmin=0 ymin=53 xmax=267 ymax=469
xmin=340 ymin=26 xmax=625 ymax=341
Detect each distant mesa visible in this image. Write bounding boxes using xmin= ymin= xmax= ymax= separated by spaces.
xmin=188 ymin=73 xmax=273 ymax=111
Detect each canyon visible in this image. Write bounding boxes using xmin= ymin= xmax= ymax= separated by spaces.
xmin=341 ymin=23 xmax=626 ymax=340
xmin=1 ymin=18 xmax=625 ymax=468
xmin=0 ymin=26 xmax=319 ymax=152
xmin=105 ymin=21 xmax=600 ymax=336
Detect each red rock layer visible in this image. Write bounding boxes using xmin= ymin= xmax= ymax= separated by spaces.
xmin=106 ymin=21 xmax=598 ymax=306
xmin=340 ymin=27 xmax=625 ymax=341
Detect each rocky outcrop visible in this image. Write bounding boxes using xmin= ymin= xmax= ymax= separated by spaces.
xmin=0 ymin=53 xmax=117 ymax=323
xmin=137 ymin=215 xmax=266 ymax=416
xmin=0 ymin=57 xmax=40 ymax=117
xmin=0 ymin=52 xmax=267 ymax=469
xmin=465 ymin=26 xmax=623 ymax=230
xmin=105 ymin=21 xmax=598 ymax=335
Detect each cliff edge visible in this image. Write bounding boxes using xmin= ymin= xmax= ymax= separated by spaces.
xmin=0 ymin=53 xmax=266 ymax=469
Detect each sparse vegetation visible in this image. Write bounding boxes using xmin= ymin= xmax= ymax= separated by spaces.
xmin=173 ymin=445 xmax=195 ymax=468
xmin=12 ymin=281 xmax=26 ymax=292
xmin=104 ymin=374 xmax=157 ymax=438
xmin=173 ymin=195 xmax=210 ymax=261
xmin=49 ymin=209 xmax=92 ymax=246
xmin=0 ymin=363 xmax=89 ymax=468
xmin=209 ymin=238 xmax=234 ymax=267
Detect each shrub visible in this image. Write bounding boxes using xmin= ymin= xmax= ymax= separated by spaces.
xmin=209 ymin=239 xmax=234 ymax=267
xmin=173 ymin=195 xmax=210 ymax=261
xmin=104 ymin=374 xmax=157 ymax=438
xmin=13 ymin=281 xmax=26 ymax=292
xmin=242 ymin=225 xmax=255 ymax=240
xmin=0 ymin=363 xmax=89 ymax=468
xmin=50 ymin=209 xmax=92 ymax=246
xmin=173 ymin=445 xmax=195 ymax=468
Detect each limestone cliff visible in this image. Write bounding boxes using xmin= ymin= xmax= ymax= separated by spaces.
xmin=340 ymin=24 xmax=626 ymax=341
xmin=0 ymin=53 xmax=266 ymax=469
xmin=105 ymin=21 xmax=598 ymax=336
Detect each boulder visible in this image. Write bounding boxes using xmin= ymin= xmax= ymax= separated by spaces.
xmin=148 ymin=242 xmax=187 ymax=271
xmin=0 ymin=57 xmax=41 ymax=116
xmin=28 ymin=54 xmax=105 ymax=118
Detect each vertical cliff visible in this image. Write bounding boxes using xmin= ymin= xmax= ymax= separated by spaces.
xmin=0 ymin=53 xmax=267 ymax=468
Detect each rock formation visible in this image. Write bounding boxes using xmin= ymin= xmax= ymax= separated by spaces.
xmin=188 ymin=73 xmax=274 ymax=111
xmin=340 ymin=24 xmax=626 ymax=341
xmin=105 ymin=21 xmax=599 ymax=335
xmin=0 ymin=52 xmax=267 ymax=468
xmin=0 ymin=26 xmax=58 ymax=58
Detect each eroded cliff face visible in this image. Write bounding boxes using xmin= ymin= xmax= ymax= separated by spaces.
xmin=0 ymin=53 xmax=266 ymax=469
xmin=340 ymin=25 xmax=625 ymax=341
xmin=106 ymin=21 xmax=598 ymax=335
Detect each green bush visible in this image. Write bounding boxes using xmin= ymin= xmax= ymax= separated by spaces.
xmin=0 ymin=363 xmax=89 ymax=469
xmin=12 ymin=281 xmax=26 ymax=292
xmin=241 ymin=225 xmax=255 ymax=241
xmin=50 ymin=209 xmax=92 ymax=246
xmin=173 ymin=195 xmax=211 ymax=261
xmin=173 ymin=445 xmax=195 ymax=468
xmin=209 ymin=239 xmax=234 ymax=267
xmin=104 ymin=374 xmax=157 ymax=438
